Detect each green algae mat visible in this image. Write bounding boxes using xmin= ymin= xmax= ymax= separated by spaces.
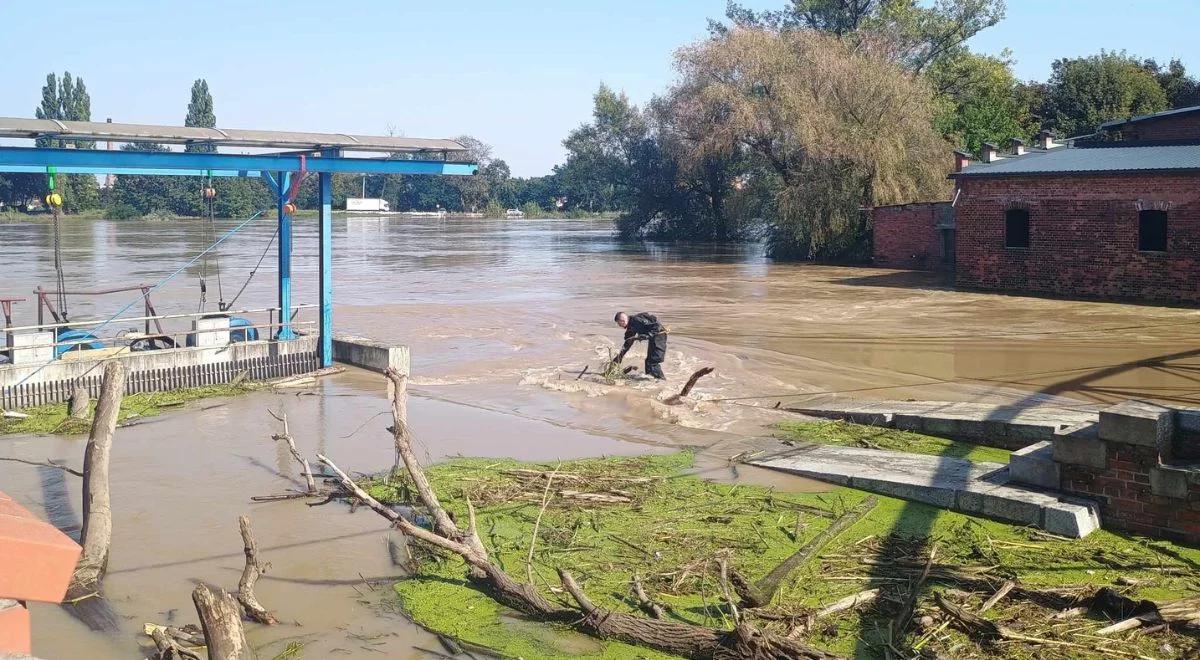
xmin=370 ymin=449 xmax=1199 ymax=659
xmin=0 ymin=382 xmax=256 ymax=435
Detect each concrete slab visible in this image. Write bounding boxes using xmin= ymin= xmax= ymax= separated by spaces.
xmin=1052 ymin=422 xmax=1107 ymax=469
xmin=784 ymin=400 xmax=1098 ymax=449
xmin=1099 ymin=400 xmax=1173 ymax=451
xmin=332 ymin=334 xmax=410 ymax=375
xmin=749 ymin=443 xmax=1100 ymax=538
xmin=1010 ymin=441 xmax=1060 ymax=489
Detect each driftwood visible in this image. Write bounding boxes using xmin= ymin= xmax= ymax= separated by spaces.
xmin=235 ymin=515 xmax=277 ymax=625
xmin=632 ymin=575 xmax=667 ymax=619
xmin=0 ymin=457 xmax=83 ymax=477
xmin=663 ymin=367 xmax=715 ymax=405
xmin=63 ymin=362 xmax=124 ymax=633
xmin=193 ymin=584 xmax=250 ymax=660
xmin=733 ymin=496 xmax=879 ymax=608
xmin=150 ymin=626 xmax=202 ymax=660
xmin=815 ymin=588 xmax=880 ymax=618
xmin=268 ymin=409 xmax=316 ymax=494
xmin=313 ymin=368 xmax=840 ymax=660
xmin=68 ymin=386 xmax=90 ymax=419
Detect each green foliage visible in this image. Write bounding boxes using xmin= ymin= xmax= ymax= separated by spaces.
xmin=777 ymin=420 xmax=1012 ymax=464
xmin=380 ymin=451 xmax=1200 ymax=659
xmin=184 ymin=79 xmax=217 ymax=153
xmin=929 ymin=50 xmax=1034 ymax=153
xmin=0 ymin=382 xmax=256 ymax=436
xmin=1045 ymin=50 xmax=1169 ymax=138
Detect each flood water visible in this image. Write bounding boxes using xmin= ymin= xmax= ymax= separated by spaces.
xmin=3 ymin=215 xmax=1200 ymax=658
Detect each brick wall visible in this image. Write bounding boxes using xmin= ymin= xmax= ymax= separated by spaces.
xmin=872 ymin=201 xmax=953 ymax=271
xmin=1119 ymin=112 xmax=1200 ymax=142
xmin=1059 ymin=441 xmax=1200 ymax=544
xmin=955 ymin=172 xmax=1200 ymax=303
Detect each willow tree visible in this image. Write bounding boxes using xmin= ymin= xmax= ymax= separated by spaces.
xmin=671 ymin=28 xmax=951 ymax=259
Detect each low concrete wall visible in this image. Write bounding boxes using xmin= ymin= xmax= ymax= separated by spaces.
xmin=0 ymin=336 xmax=318 ymax=409
xmin=332 ymin=334 xmax=409 ymax=375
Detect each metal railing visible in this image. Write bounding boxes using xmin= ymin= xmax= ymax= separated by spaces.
xmin=1 ymin=304 xmax=317 ymax=362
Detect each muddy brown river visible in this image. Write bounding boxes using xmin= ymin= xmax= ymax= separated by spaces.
xmin=3 ymin=215 xmax=1200 ymax=658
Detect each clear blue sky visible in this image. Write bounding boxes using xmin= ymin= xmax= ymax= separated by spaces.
xmin=1 ymin=1 xmax=1196 ymax=176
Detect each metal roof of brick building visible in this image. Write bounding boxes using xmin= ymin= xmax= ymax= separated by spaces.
xmin=951 ymin=143 xmax=1200 ymax=178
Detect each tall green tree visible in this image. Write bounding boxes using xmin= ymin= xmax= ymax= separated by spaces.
xmin=560 ymin=85 xmax=649 ymax=211
xmin=184 ymin=79 xmax=217 ymax=153
xmin=30 ymin=71 xmax=99 ymax=212
xmin=1141 ymin=58 xmax=1200 ymax=109
xmin=928 ymin=50 xmax=1033 ymax=153
xmin=1044 ymin=51 xmax=1169 ymax=138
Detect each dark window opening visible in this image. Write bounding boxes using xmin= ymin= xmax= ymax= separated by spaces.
xmin=1004 ymin=209 xmax=1030 ymax=248
xmin=1139 ymin=210 xmax=1168 ymax=252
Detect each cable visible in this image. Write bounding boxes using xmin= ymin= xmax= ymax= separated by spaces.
xmin=223 ymin=226 xmax=279 ymax=311
xmin=11 ymin=208 xmax=270 ymax=390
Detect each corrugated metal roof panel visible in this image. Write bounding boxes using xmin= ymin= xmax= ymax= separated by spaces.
xmin=952 ymin=144 xmax=1200 ymax=177
xmin=0 ymin=117 xmax=468 ymax=154
xmin=1098 ymin=105 xmax=1200 ymax=130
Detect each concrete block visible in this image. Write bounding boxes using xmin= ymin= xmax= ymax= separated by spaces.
xmin=892 ymin=413 xmax=922 ymax=432
xmin=921 ymin=417 xmax=960 ymax=438
xmin=190 ymin=315 xmax=230 ymax=348
xmin=1008 ymin=422 xmax=1054 ymax=442
xmin=954 ymin=419 xmax=988 ymax=440
xmin=1052 ymin=422 xmax=1107 ymax=469
xmin=1150 ymin=466 xmax=1191 ymax=499
xmin=332 ymin=334 xmax=410 ymax=375
xmin=1041 ymin=500 xmax=1101 ymax=538
xmin=1099 ymin=400 xmax=1173 ymax=451
xmin=9 ymin=332 xmax=53 ymax=366
xmin=954 ymin=489 xmax=986 ymax=515
xmin=849 ymin=476 xmax=956 ymax=508
xmin=981 ymin=493 xmax=1043 ymax=526
xmin=1173 ymin=410 xmax=1200 ymax=460
xmin=1009 ymin=441 xmax=1060 ymax=489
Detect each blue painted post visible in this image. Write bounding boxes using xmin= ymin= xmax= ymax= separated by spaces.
xmin=276 ymin=171 xmax=296 ymax=340
xmin=318 ymin=151 xmax=336 ymax=366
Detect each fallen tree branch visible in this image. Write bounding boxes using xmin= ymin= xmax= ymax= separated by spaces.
xmin=193 ymin=584 xmax=250 ymax=660
xmin=235 ymin=515 xmax=277 ymax=625
xmin=733 ymin=496 xmax=879 ymax=608
xmin=815 ymin=588 xmax=880 ymax=618
xmin=268 ymin=409 xmax=316 ymax=494
xmin=632 ymin=575 xmax=666 ymax=619
xmin=663 ymin=367 xmax=715 ymax=405
xmin=0 ymin=457 xmax=83 ymax=477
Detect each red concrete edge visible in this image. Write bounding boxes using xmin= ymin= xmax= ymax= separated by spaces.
xmin=0 ymin=599 xmax=32 ymax=656
xmin=0 ymin=491 xmax=82 ymax=604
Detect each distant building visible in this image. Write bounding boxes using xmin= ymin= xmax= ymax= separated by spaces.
xmin=873 ymin=105 xmax=1200 ymax=304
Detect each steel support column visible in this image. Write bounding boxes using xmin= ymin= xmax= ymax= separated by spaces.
xmin=318 ymin=150 xmax=337 ymax=366
xmin=276 ymin=171 xmax=296 ymax=340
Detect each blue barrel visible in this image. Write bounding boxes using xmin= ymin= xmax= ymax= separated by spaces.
xmin=55 ymin=328 xmax=104 ymax=358
xmin=229 ymin=317 xmax=259 ymax=342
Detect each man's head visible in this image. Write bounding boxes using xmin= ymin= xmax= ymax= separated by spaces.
xmin=614 ymin=312 xmax=629 ymax=329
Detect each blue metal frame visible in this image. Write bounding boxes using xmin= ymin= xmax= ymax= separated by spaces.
xmin=0 ymin=147 xmax=478 ymax=176
xmin=0 ymin=144 xmax=477 ymax=364
xmin=318 ymin=149 xmax=338 ymax=366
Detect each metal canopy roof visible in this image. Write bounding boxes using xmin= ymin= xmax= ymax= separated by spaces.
xmin=1099 ymin=105 xmax=1200 ymax=131
xmin=951 ymin=144 xmax=1200 ymax=178
xmin=0 ymin=117 xmax=468 ymax=155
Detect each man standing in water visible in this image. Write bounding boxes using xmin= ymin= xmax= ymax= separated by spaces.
xmin=614 ymin=311 xmax=668 ymax=379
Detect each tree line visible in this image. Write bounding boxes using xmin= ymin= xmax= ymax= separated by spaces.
xmin=559 ymin=0 xmax=1200 ymax=260
xmin=0 ymin=79 xmax=617 ymax=220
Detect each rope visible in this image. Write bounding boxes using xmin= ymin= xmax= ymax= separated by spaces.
xmin=10 ymin=208 xmax=270 ymax=390
xmin=224 ymin=226 xmax=279 ymax=311
xmin=51 ymin=204 xmax=68 ymax=320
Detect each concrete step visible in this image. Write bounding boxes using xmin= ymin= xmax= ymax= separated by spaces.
xmin=1009 ymin=441 xmax=1060 ymax=489
xmin=749 ymin=443 xmax=1100 ymax=538
xmin=784 ymin=400 xmax=1099 ymax=450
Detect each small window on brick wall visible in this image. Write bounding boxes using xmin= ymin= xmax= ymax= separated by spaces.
xmin=1138 ymin=209 xmax=1168 ymax=252
xmin=1004 ymin=209 xmax=1030 ymax=248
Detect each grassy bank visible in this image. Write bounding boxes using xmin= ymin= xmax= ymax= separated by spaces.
xmin=778 ymin=419 xmax=1012 ymax=464
xmin=0 ymin=382 xmax=257 ymax=435
xmin=369 ymin=452 xmax=1199 ymax=659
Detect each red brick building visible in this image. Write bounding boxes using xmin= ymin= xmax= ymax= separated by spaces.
xmin=871 ymin=201 xmax=954 ymax=271
xmin=951 ymin=107 xmax=1200 ymax=304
